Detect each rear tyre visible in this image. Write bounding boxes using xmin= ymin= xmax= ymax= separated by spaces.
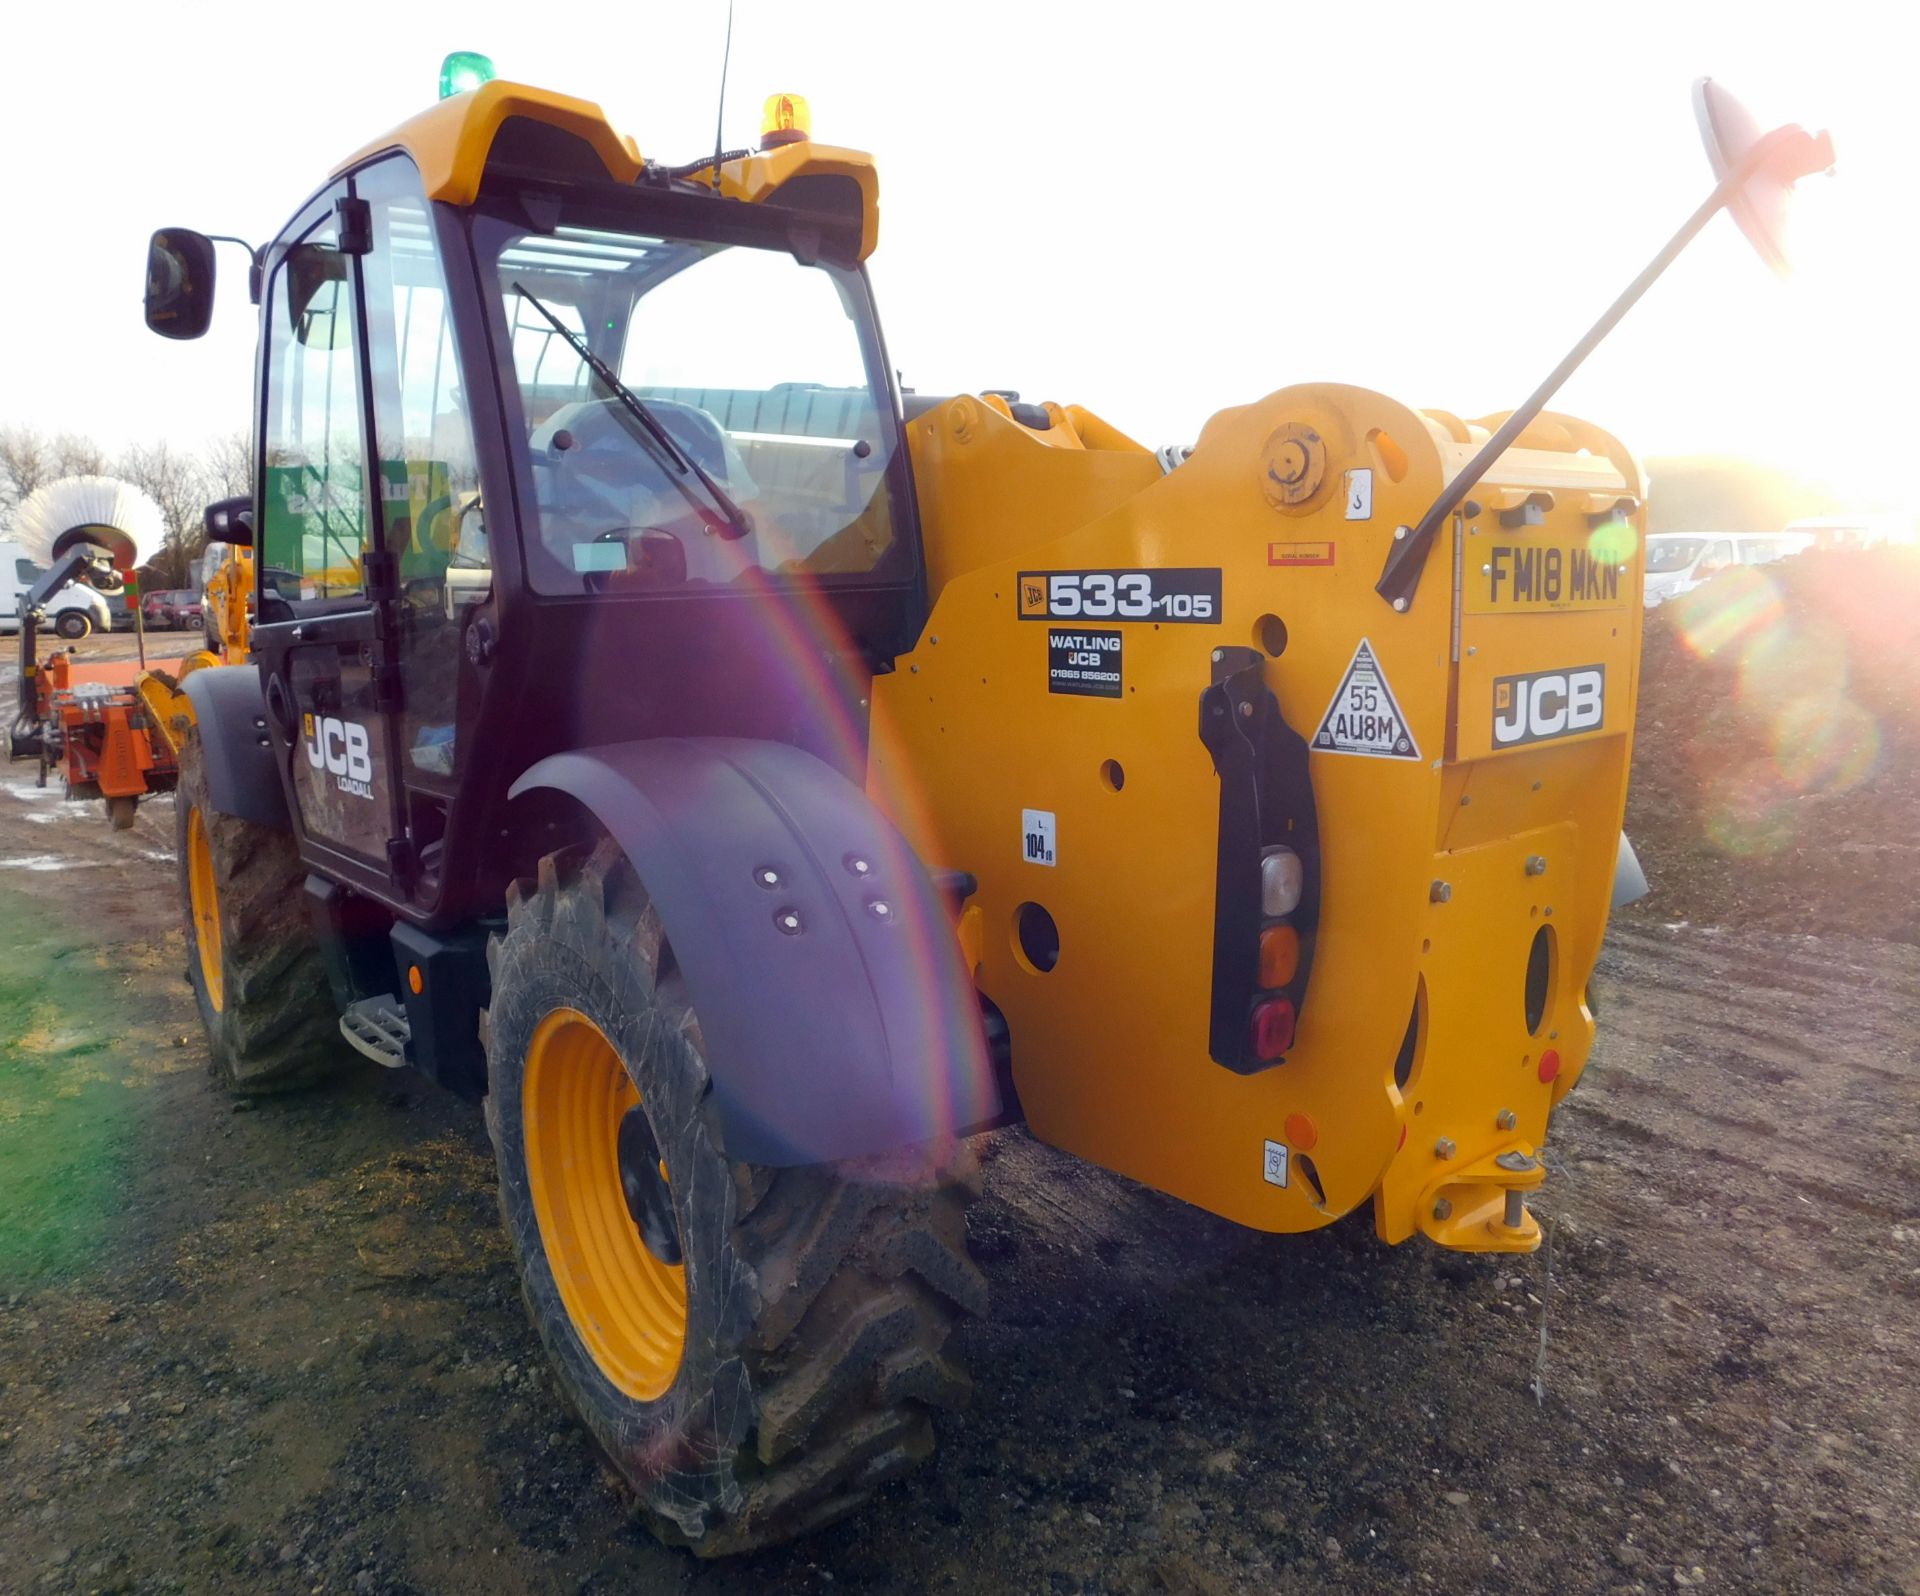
xmin=484 ymin=840 xmax=985 ymax=1556
xmin=54 ymin=610 xmax=91 ymax=641
xmin=176 ymin=728 xmax=342 ymax=1091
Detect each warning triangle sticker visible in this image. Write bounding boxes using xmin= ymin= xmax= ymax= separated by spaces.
xmin=1312 ymin=638 xmax=1421 ymax=760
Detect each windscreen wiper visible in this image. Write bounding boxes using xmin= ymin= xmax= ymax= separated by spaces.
xmin=511 ymin=284 xmax=753 ymax=541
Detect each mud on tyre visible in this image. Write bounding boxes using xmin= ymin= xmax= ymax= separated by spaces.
xmin=176 ymin=727 xmax=342 ymax=1091
xmin=483 ymin=839 xmax=986 ymax=1556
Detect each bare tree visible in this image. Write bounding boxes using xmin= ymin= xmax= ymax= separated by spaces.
xmin=2 ymin=427 xmax=121 ymax=521
xmin=0 ymin=426 xmax=50 ymax=517
xmin=49 ymin=432 xmax=110 ymax=479
xmin=117 ymin=440 xmax=210 ymax=590
xmin=200 ymin=430 xmax=253 ymax=503
xmin=2 ymin=428 xmax=251 ymax=587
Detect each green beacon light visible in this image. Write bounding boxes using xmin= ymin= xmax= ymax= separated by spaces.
xmin=439 ymin=51 xmax=495 ymax=100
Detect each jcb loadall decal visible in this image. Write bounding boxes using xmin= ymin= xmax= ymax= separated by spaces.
xmin=303 ymin=713 xmax=376 ymax=799
xmin=1312 ymin=639 xmax=1419 ymax=760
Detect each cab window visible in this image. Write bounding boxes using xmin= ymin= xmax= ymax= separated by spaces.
xmin=260 ymin=209 xmax=370 ymax=611
xmin=356 ymin=156 xmax=486 ymax=786
xmin=489 ymin=220 xmax=904 ymax=596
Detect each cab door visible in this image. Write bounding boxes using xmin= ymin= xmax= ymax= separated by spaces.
xmin=250 ymin=181 xmax=408 ymax=898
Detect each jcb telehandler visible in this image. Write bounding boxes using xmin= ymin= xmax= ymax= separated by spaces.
xmin=142 ymin=66 xmax=1830 ymax=1553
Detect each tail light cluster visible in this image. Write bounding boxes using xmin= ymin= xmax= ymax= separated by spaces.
xmin=1250 ymin=846 xmax=1304 ymax=1061
xmin=1199 ymin=646 xmax=1321 ymax=1075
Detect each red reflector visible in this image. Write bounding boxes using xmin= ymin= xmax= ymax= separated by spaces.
xmin=1537 ymin=1048 xmax=1562 ymax=1083
xmin=1250 ymin=997 xmax=1296 ymax=1061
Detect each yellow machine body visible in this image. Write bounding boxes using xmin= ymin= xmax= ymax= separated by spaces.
xmin=870 ymin=389 xmax=1644 ymax=1251
xmin=136 ymin=544 xmax=253 ymax=759
xmin=205 ymin=84 xmax=1645 ymax=1254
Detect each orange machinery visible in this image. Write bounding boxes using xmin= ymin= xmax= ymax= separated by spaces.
xmin=27 ymin=651 xmax=185 ymax=829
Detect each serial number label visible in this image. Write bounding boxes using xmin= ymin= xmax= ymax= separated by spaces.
xmin=1018 ymin=568 xmax=1220 ymax=623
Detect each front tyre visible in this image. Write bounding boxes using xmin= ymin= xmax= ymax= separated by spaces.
xmin=54 ymin=610 xmax=92 ymax=641
xmin=176 ymin=728 xmax=343 ymax=1091
xmin=484 ymin=840 xmax=985 ymax=1556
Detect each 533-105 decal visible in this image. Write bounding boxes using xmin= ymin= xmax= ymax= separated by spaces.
xmin=1018 ymin=568 xmax=1220 ymax=623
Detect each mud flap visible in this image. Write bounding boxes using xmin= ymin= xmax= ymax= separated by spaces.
xmin=180 ymin=665 xmax=289 ymax=829
xmin=510 ymin=737 xmax=998 ymax=1166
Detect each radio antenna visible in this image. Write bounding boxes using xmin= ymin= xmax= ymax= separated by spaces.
xmin=710 ymin=0 xmax=735 ymax=189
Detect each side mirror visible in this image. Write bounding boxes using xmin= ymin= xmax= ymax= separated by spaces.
xmin=287 ymin=244 xmax=351 ymax=346
xmin=1694 ymin=78 xmax=1836 ymax=276
xmin=205 ymin=495 xmax=255 ymax=548
xmin=146 ymin=229 xmax=218 ymax=340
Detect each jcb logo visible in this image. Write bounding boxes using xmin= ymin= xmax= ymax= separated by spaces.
xmin=303 ymin=712 xmax=376 ymax=797
xmin=1493 ymin=665 xmax=1605 ymax=748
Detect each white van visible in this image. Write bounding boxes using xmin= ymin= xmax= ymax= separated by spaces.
xmin=0 ymin=538 xmax=115 ymax=638
xmin=1642 ymin=531 xmax=1813 ymax=607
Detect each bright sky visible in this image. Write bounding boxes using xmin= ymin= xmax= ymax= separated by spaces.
xmin=3 ymin=0 xmax=1912 ymax=513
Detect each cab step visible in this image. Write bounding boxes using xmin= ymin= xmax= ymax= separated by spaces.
xmin=340 ymin=994 xmax=413 ymax=1070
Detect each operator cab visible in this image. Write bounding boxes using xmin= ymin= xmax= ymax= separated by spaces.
xmin=145 ymin=80 xmax=922 ymax=928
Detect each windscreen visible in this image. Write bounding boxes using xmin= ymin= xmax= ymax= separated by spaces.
xmin=489 ymin=222 xmax=904 ymax=597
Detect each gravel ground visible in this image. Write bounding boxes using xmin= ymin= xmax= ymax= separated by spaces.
xmin=1 ymin=630 xmax=1916 ymax=1595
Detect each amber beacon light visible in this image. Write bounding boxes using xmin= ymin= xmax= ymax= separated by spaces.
xmin=760 ymin=93 xmax=812 ymax=149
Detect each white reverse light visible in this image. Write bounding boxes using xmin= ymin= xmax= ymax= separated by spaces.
xmin=1261 ymin=846 xmax=1303 ymax=918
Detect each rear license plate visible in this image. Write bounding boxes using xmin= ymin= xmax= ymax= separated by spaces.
xmin=1465 ymin=531 xmax=1629 ymax=615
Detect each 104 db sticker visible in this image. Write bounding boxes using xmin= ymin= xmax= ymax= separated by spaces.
xmin=1019 ymin=568 xmax=1220 ymax=623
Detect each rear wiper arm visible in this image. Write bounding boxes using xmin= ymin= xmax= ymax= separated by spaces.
xmin=512 ymin=283 xmax=753 ymax=541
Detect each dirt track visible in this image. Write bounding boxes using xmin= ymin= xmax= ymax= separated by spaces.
xmin=2 ymin=634 xmax=1917 ymax=1595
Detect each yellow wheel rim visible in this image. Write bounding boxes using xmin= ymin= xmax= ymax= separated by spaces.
xmin=186 ymin=807 xmax=224 ymax=1013
xmin=523 ymin=1007 xmax=687 ymax=1401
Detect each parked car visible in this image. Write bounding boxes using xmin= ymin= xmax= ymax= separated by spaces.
xmin=1643 ymin=531 xmax=1812 ymax=607
xmin=139 ymin=587 xmax=203 ymax=629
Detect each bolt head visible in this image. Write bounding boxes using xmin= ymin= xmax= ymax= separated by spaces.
xmin=1430 ymin=880 xmax=1452 ymax=904
xmin=1392 ymin=597 xmax=1408 ymax=612
xmin=1525 ymin=854 xmax=1548 ymax=876
xmin=1435 ymin=1138 xmax=1457 ymax=1160
xmin=1497 ymin=1109 xmax=1517 ymax=1131
xmin=867 ymin=900 xmax=892 ymax=920
xmin=755 ymin=867 xmax=781 ymax=889
xmin=1432 ymin=1198 xmax=1453 ymax=1221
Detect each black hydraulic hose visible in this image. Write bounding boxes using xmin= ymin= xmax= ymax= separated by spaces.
xmin=662 ymin=148 xmax=754 ymax=182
